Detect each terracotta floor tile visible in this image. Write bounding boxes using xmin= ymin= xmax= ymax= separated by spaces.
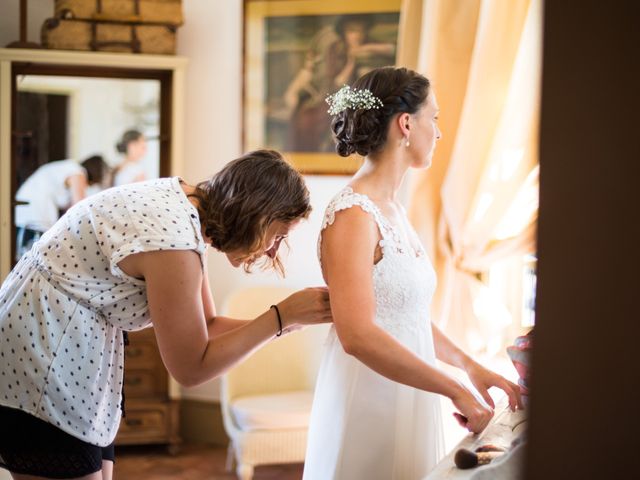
xmin=114 ymin=444 xmax=303 ymax=480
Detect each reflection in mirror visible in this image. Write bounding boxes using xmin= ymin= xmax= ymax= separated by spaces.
xmin=14 ymin=75 xmax=160 ymax=260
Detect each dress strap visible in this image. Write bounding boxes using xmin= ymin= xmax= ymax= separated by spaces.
xmin=320 ymin=187 xmax=392 ymax=236
xmin=318 ymin=186 xmax=404 ymax=263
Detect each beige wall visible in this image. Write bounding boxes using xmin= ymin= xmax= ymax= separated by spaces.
xmin=0 ymin=0 xmax=50 ymax=46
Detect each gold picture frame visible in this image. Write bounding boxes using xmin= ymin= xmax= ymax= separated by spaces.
xmin=243 ymin=0 xmax=402 ymax=174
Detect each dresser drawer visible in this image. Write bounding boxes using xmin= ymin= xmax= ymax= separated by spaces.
xmin=116 ymin=401 xmax=178 ymax=445
xmin=124 ymin=341 xmax=161 ymax=369
xmin=117 ymin=327 xmax=180 ymax=450
xmin=123 ymin=368 xmax=167 ymax=398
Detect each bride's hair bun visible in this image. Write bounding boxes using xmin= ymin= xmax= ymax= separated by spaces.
xmin=330 ymin=67 xmax=430 ymax=158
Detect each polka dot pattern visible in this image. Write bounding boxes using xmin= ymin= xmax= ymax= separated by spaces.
xmin=0 ymin=177 xmax=206 ymax=446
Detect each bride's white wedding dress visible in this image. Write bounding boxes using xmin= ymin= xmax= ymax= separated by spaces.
xmin=303 ymin=187 xmax=445 ymax=480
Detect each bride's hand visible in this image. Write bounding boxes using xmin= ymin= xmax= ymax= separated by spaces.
xmin=450 ymin=385 xmax=494 ymax=434
xmin=277 ymin=287 xmax=332 ymax=332
xmin=465 ymin=361 xmax=524 ymax=412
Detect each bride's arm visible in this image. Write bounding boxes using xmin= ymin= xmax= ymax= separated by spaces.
xmin=431 ymin=322 xmax=474 ymax=370
xmin=321 ymin=207 xmax=492 ymax=432
xmin=431 ymin=323 xmax=523 ymax=411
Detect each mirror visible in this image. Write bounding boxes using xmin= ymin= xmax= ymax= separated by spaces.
xmin=14 ymin=75 xmax=160 ymax=260
xmin=12 ymin=73 xmax=163 ymax=261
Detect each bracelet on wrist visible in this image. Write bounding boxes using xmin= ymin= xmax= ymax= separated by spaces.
xmin=270 ymin=304 xmax=283 ymax=337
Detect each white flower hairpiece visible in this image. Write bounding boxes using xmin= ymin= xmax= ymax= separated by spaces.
xmin=326 ymin=85 xmax=383 ymax=116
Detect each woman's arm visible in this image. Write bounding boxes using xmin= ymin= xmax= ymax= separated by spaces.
xmin=333 ymin=53 xmax=356 ymax=88
xmin=283 ymin=63 xmax=313 ymax=110
xmin=354 ymin=42 xmax=395 ymax=56
xmin=67 ymin=173 xmax=88 ymax=204
xmin=133 ymin=170 xmax=146 ymax=183
xmin=321 ymin=208 xmax=492 ymax=433
xmin=200 ymin=250 xmax=250 ymax=336
xmin=128 ymin=249 xmax=331 ymax=387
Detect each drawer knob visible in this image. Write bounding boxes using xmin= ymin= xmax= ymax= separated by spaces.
xmin=126 ymin=348 xmax=143 ymax=358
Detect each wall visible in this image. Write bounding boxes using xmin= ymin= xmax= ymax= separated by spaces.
xmin=0 ymin=0 xmax=50 ymax=46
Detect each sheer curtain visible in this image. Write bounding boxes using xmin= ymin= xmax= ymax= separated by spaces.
xmin=398 ymin=0 xmax=541 ymax=354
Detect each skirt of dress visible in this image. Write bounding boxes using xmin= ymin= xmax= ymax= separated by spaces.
xmin=303 ymin=326 xmax=445 ymax=480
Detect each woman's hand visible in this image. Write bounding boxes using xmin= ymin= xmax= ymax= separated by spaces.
xmin=277 ymin=287 xmax=332 ymax=332
xmin=465 ymin=361 xmax=524 ymax=412
xmin=350 ymin=42 xmax=395 ymax=57
xmin=450 ymin=384 xmax=494 ymax=434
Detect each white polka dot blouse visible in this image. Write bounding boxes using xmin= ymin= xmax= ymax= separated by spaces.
xmin=0 ymin=177 xmax=206 ymax=446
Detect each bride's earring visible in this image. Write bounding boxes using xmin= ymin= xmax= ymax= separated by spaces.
xmin=405 ymin=137 xmax=410 ymax=147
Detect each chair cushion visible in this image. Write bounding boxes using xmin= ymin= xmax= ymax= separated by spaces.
xmin=230 ymin=390 xmax=313 ymax=431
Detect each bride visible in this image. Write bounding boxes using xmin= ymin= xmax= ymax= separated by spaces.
xmin=303 ymin=67 xmax=523 ymax=480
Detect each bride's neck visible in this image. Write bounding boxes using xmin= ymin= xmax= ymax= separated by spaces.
xmin=352 ymin=153 xmax=409 ymax=201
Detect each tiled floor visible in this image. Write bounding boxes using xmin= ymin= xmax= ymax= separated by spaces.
xmin=114 ymin=444 xmax=303 ymax=480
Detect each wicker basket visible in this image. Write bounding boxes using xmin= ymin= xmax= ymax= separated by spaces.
xmin=41 ymin=17 xmax=177 ymax=55
xmin=54 ymin=0 xmax=183 ymax=25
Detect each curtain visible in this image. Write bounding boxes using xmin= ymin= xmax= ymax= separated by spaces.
xmin=398 ymin=0 xmax=542 ymax=354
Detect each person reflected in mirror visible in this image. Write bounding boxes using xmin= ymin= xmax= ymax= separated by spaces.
xmin=113 ymin=129 xmax=148 ymax=186
xmin=14 ymin=155 xmax=110 ymax=260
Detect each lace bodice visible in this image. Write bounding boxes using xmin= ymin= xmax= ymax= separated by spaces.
xmin=318 ymin=187 xmax=436 ymax=335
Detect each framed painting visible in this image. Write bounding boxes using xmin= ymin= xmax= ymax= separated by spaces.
xmin=244 ymin=0 xmax=402 ymax=174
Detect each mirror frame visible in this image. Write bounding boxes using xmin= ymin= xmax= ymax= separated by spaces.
xmin=0 ymin=48 xmax=187 ymax=279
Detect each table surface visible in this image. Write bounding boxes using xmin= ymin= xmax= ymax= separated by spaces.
xmin=425 ymin=399 xmax=527 ymax=479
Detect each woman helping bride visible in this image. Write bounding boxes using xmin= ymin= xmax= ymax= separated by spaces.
xmin=303 ymin=67 xmax=523 ymax=480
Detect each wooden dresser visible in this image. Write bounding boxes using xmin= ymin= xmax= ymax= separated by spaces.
xmin=115 ymin=328 xmax=181 ymax=453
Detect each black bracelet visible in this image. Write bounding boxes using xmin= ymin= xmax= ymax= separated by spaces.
xmin=270 ymin=304 xmax=283 ymax=337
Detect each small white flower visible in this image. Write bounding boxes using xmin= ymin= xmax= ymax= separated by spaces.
xmin=326 ymin=85 xmax=383 ymax=115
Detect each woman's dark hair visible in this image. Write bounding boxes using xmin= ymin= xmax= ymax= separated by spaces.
xmin=331 ymin=67 xmax=430 ymax=157
xmin=81 ymin=155 xmax=109 ymax=185
xmin=189 ymin=150 xmax=311 ymax=275
xmin=334 ymin=14 xmax=373 ymax=38
xmin=115 ymin=129 xmax=143 ymax=154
